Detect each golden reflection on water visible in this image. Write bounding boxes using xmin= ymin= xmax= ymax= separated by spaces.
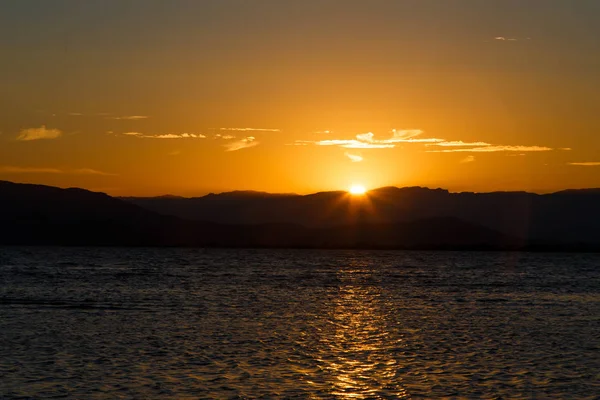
xmin=311 ymin=264 xmax=410 ymax=399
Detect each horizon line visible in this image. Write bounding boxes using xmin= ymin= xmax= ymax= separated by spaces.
xmin=2 ymin=180 xmax=599 ymax=199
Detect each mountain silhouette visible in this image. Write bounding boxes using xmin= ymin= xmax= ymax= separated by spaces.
xmin=1 ymin=180 xmax=599 ymax=250
xmin=121 ymin=186 xmax=600 ymax=245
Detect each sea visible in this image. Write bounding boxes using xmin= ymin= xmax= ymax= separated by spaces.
xmin=0 ymin=247 xmax=598 ymax=399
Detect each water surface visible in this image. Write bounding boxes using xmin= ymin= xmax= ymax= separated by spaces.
xmin=1 ymin=248 xmax=599 ymax=398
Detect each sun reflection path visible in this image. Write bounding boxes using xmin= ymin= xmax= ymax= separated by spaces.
xmin=297 ymin=263 xmax=410 ymax=399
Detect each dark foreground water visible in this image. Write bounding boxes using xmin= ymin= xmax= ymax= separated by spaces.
xmin=0 ymin=248 xmax=598 ymax=399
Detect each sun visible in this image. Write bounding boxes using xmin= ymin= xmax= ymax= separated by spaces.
xmin=349 ymin=184 xmax=367 ymax=195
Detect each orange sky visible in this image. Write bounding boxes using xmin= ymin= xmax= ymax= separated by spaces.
xmin=1 ymin=1 xmax=599 ymax=196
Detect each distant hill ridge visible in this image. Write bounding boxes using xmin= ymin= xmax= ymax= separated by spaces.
xmin=121 ymin=185 xmax=600 ymax=244
xmin=1 ymin=180 xmax=599 ymax=250
xmin=121 ymin=185 xmax=600 ymax=201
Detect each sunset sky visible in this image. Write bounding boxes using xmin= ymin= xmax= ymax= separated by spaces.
xmin=1 ymin=0 xmax=599 ymax=196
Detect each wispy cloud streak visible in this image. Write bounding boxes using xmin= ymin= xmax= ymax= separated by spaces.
xmin=345 ymin=152 xmax=363 ymax=162
xmin=68 ymin=112 xmax=145 ymax=119
xmin=299 ymin=139 xmax=394 ymax=149
xmin=71 ymin=168 xmax=117 ymax=176
xmin=107 ymin=115 xmax=149 ymax=120
xmin=428 ymin=145 xmax=553 ymax=153
xmin=295 ymin=129 xmax=443 ymax=149
xmin=428 ymin=141 xmax=492 ymax=147
xmin=461 ymin=156 xmax=476 ymax=163
xmin=122 ymin=132 xmax=206 ymax=139
xmin=225 ymin=137 xmax=259 ymax=151
xmin=295 ymin=128 xmax=557 ymax=156
xmin=568 ymin=162 xmax=600 ymax=166
xmin=220 ymin=128 xmax=280 ymax=132
xmin=16 ymin=126 xmax=62 ymax=141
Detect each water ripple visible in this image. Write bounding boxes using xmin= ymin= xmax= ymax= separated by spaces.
xmin=0 ymin=248 xmax=599 ymax=398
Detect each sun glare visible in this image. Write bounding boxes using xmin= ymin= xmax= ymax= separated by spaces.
xmin=349 ymin=184 xmax=367 ymax=195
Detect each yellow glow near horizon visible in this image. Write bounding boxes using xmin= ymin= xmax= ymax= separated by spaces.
xmin=349 ymin=184 xmax=367 ymax=195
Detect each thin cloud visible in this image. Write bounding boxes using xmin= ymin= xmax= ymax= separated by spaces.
xmin=300 ymin=139 xmax=394 ymax=149
xmin=354 ymin=129 xmax=445 ymax=144
xmin=355 ymin=132 xmax=375 ymax=142
xmin=428 ymin=145 xmax=553 ymax=153
xmin=107 ymin=115 xmax=149 ymax=120
xmin=569 ymin=162 xmax=600 ymax=166
xmin=342 ymin=142 xmax=394 ymax=149
xmin=294 ymin=129 xmax=554 ymax=156
xmin=397 ymin=138 xmax=446 ymax=143
xmin=121 ymin=132 xmax=206 ymax=139
xmin=295 ymin=129 xmax=442 ymax=149
xmin=389 ymin=129 xmax=424 ymax=140
xmin=168 ymin=150 xmax=181 ymax=156
xmin=71 ymin=168 xmax=117 ymax=176
xmin=220 ymin=127 xmax=281 ymax=132
xmin=494 ymin=37 xmax=531 ymax=42
xmin=154 ymin=134 xmax=187 ymax=139
xmin=314 ymin=130 xmax=331 ymax=134
xmin=345 ymin=152 xmax=363 ymax=162
xmin=428 ymin=141 xmax=492 ymax=147
xmin=460 ymin=156 xmax=476 ymax=164
xmin=357 ymin=130 xmax=441 ymax=144
xmin=67 ymin=112 xmax=146 ymax=119
xmin=16 ymin=126 xmax=62 ymax=141
xmin=0 ymin=166 xmax=116 ymax=175
xmin=225 ymin=136 xmax=258 ymax=151
xmin=151 ymin=133 xmax=206 ymax=139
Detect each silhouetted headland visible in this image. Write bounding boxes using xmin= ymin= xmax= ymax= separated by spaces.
xmin=2 ymin=180 xmax=599 ymax=251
